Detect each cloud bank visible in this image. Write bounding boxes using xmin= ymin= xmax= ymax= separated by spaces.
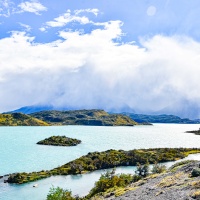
xmin=1 ymin=19 xmax=200 ymax=118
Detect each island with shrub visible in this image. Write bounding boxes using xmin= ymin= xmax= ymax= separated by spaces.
xmin=37 ymin=136 xmax=81 ymax=146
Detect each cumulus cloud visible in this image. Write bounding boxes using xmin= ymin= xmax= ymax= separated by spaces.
xmin=18 ymin=0 xmax=47 ymax=15
xmin=40 ymin=9 xmax=99 ymax=31
xmin=1 ymin=20 xmax=200 ymax=118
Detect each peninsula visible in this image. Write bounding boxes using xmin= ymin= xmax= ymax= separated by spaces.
xmin=6 ymin=148 xmax=200 ymax=184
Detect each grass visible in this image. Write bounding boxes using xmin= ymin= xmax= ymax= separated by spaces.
xmin=158 ymin=172 xmax=184 ymax=188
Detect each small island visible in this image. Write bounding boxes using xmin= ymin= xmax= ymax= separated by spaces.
xmin=186 ymin=128 xmax=200 ymax=135
xmin=37 ymin=136 xmax=81 ymax=146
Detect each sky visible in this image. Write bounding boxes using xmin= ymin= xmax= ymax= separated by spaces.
xmin=1 ymin=0 xmax=200 ymax=118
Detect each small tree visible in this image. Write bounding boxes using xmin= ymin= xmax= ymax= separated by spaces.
xmin=46 ymin=186 xmax=75 ymax=200
xmin=191 ymin=168 xmax=200 ymax=177
xmin=151 ymin=162 xmax=166 ymax=174
xmin=135 ymin=162 xmax=149 ymax=177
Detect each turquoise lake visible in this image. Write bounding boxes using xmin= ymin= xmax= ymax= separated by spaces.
xmin=1 ymin=124 xmax=200 ymax=200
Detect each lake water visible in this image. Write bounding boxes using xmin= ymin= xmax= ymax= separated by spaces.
xmin=1 ymin=124 xmax=200 ymax=200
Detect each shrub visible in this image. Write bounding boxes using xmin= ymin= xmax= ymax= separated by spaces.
xmin=135 ymin=162 xmax=149 ymax=177
xmin=191 ymin=168 xmax=200 ymax=177
xmin=88 ymin=168 xmax=133 ymax=197
xmin=151 ymin=162 xmax=166 ymax=174
xmin=46 ymin=186 xmax=75 ymax=200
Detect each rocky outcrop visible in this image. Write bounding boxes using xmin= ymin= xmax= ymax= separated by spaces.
xmin=108 ymin=160 xmax=200 ymax=200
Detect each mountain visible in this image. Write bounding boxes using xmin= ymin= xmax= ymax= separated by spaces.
xmin=6 ymin=105 xmax=54 ymax=114
xmin=31 ymin=109 xmax=138 ymax=126
xmin=6 ymin=104 xmax=136 ymax=115
xmin=153 ymin=99 xmax=200 ymax=119
xmin=0 ymin=113 xmax=49 ymax=126
xmin=122 ymin=113 xmax=200 ymax=124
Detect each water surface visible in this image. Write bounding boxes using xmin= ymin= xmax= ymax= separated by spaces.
xmin=1 ymin=124 xmax=200 ymax=199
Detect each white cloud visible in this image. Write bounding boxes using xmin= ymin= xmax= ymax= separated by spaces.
xmin=18 ymin=0 xmax=47 ymax=15
xmin=1 ymin=21 xmax=200 ymax=118
xmin=41 ymin=9 xmax=99 ymax=31
xmin=74 ymin=8 xmax=99 ymax=16
xmin=18 ymin=23 xmax=31 ymax=32
xmin=0 ymin=0 xmax=14 ymax=17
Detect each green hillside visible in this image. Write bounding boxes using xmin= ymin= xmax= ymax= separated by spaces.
xmin=31 ymin=109 xmax=138 ymax=126
xmin=0 ymin=113 xmax=49 ymax=126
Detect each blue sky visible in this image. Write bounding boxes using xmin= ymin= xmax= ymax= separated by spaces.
xmin=1 ymin=0 xmax=200 ymax=118
xmin=2 ymin=0 xmax=200 ymax=43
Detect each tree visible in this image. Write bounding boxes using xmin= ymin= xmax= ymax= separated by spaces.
xmin=46 ymin=186 xmax=75 ymax=200
xmin=135 ymin=162 xmax=149 ymax=177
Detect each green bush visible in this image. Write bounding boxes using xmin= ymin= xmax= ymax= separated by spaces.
xmin=191 ymin=168 xmax=200 ymax=177
xmin=88 ymin=168 xmax=133 ymax=197
xmin=46 ymin=187 xmax=75 ymax=200
xmin=151 ymin=162 xmax=166 ymax=174
xmin=135 ymin=162 xmax=149 ymax=177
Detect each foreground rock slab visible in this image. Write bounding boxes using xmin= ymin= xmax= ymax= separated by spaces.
xmin=109 ymin=160 xmax=200 ymax=200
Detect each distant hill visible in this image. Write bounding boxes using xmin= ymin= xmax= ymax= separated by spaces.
xmin=152 ymin=99 xmax=200 ymax=119
xmin=122 ymin=113 xmax=200 ymax=124
xmin=7 ymin=105 xmax=54 ymax=114
xmin=0 ymin=113 xmax=49 ymax=126
xmin=31 ymin=109 xmax=138 ymax=126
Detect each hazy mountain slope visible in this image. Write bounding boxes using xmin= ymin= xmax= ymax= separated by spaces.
xmin=123 ymin=113 xmax=200 ymax=124
xmin=7 ymin=105 xmax=54 ymax=114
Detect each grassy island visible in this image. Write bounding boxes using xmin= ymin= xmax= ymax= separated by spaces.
xmin=186 ymin=129 xmax=200 ymax=135
xmin=0 ymin=113 xmax=49 ymax=126
xmin=37 ymin=136 xmax=81 ymax=146
xmin=6 ymin=148 xmax=200 ymax=184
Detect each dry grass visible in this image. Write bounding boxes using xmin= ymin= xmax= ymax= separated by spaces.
xmin=158 ymin=172 xmax=184 ymax=188
xmin=191 ymin=190 xmax=200 ymax=198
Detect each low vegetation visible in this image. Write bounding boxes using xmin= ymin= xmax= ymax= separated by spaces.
xmin=37 ymin=136 xmax=81 ymax=146
xmin=31 ymin=109 xmax=138 ymax=126
xmin=0 ymin=113 xmax=49 ymax=126
xmin=6 ymin=148 xmax=200 ymax=184
xmin=46 ymin=187 xmax=76 ymax=200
